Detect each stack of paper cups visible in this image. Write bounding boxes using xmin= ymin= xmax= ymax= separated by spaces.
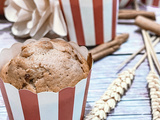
xmin=59 ymin=0 xmax=119 ymax=46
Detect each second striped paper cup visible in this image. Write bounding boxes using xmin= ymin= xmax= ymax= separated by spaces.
xmin=0 ymin=38 xmax=93 ymax=120
xmin=59 ymin=0 xmax=119 ymax=46
xmin=141 ymin=0 xmax=160 ymax=7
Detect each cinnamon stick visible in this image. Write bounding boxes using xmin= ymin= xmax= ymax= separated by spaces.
xmin=119 ymin=10 xmax=139 ymax=13
xmin=92 ymin=45 xmax=120 ymax=61
xmin=135 ymin=16 xmax=160 ymax=35
xmin=89 ymin=33 xmax=129 ymax=55
xmin=115 ymin=33 xmax=129 ymax=44
xmin=119 ymin=10 xmax=155 ymax=20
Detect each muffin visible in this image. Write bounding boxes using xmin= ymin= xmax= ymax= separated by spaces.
xmin=0 ymin=39 xmax=90 ymax=93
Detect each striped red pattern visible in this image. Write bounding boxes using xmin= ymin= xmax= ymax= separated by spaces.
xmin=59 ymin=87 xmax=75 ymax=120
xmin=0 ymin=0 xmax=5 ymax=15
xmin=59 ymin=0 xmax=70 ymax=41
xmin=0 ymin=79 xmax=14 ymax=120
xmin=93 ymin=0 xmax=104 ymax=44
xmin=112 ymin=0 xmax=117 ymax=39
xmin=152 ymin=0 xmax=160 ymax=6
xmin=19 ymin=90 xmax=40 ymax=120
xmin=59 ymin=0 xmax=118 ymax=46
xmin=0 ymin=75 xmax=91 ymax=120
xmin=0 ymin=68 xmax=92 ymax=120
xmin=80 ymin=71 xmax=91 ymax=120
xmin=141 ymin=0 xmax=160 ymax=7
xmin=70 ymin=0 xmax=85 ymax=45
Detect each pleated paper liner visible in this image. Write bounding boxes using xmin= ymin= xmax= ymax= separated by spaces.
xmin=0 ymin=38 xmax=93 ymax=120
xmin=59 ymin=0 xmax=119 ymax=46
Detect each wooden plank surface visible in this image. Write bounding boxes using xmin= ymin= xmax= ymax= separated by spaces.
xmin=85 ymin=54 xmax=152 ymax=119
xmin=0 ymin=10 xmax=160 ymax=120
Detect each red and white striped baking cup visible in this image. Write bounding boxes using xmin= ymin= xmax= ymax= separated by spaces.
xmin=0 ymin=0 xmax=5 ymax=15
xmin=141 ymin=0 xmax=160 ymax=7
xmin=59 ymin=0 xmax=119 ymax=46
xmin=119 ymin=0 xmax=133 ymax=8
xmin=0 ymin=38 xmax=92 ymax=120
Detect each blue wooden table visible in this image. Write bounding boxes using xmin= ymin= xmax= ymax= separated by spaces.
xmin=0 ymin=9 xmax=160 ymax=120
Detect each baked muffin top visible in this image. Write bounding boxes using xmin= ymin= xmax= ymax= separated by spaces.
xmin=0 ymin=39 xmax=90 ymax=93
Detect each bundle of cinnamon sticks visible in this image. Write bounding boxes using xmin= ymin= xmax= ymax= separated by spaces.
xmin=89 ymin=33 xmax=129 ymax=61
xmin=118 ymin=8 xmax=160 ymax=35
xmin=135 ymin=16 xmax=160 ymax=36
xmin=91 ymin=8 xmax=159 ymax=61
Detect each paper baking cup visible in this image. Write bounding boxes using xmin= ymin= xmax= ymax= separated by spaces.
xmin=119 ymin=0 xmax=133 ymax=8
xmin=0 ymin=38 xmax=92 ymax=120
xmin=0 ymin=0 xmax=5 ymax=15
xmin=141 ymin=0 xmax=160 ymax=7
xmin=59 ymin=0 xmax=119 ymax=46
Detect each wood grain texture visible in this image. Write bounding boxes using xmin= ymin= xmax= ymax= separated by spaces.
xmin=0 ymin=9 xmax=160 ymax=120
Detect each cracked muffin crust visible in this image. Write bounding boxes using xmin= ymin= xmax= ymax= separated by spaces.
xmin=0 ymin=39 xmax=90 ymax=93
